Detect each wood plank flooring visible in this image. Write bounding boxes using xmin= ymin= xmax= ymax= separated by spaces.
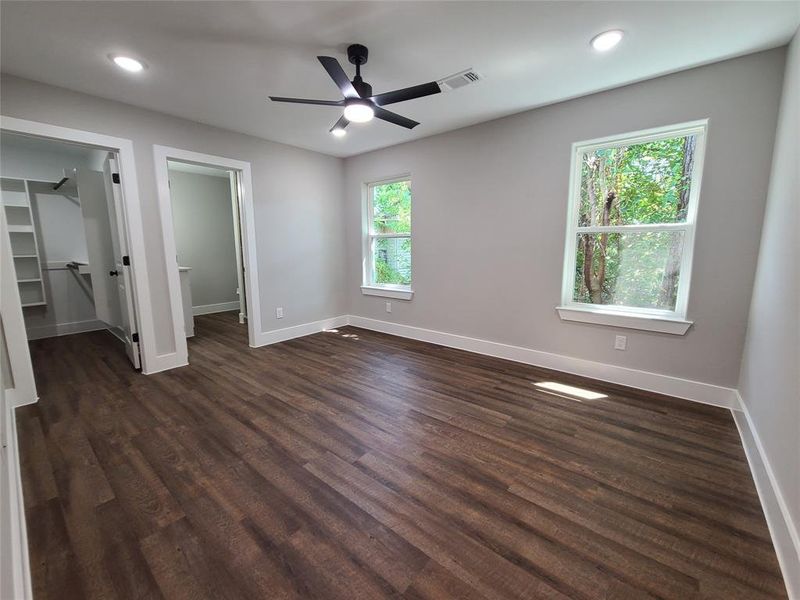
xmin=17 ymin=311 xmax=786 ymax=599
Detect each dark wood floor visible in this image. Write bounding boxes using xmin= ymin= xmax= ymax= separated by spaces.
xmin=17 ymin=311 xmax=786 ymax=599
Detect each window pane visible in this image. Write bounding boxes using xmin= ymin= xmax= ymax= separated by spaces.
xmin=579 ymin=135 xmax=697 ymax=227
xmin=372 ymin=180 xmax=411 ymax=234
xmin=573 ymin=231 xmax=685 ymax=311
xmin=373 ymin=237 xmax=411 ymax=285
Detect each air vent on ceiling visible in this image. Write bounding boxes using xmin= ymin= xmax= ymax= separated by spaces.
xmin=437 ymin=69 xmax=482 ymax=92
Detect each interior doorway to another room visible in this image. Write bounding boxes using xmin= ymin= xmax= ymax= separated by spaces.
xmin=168 ymin=161 xmax=246 ymax=335
xmin=0 ymin=132 xmax=142 ymax=370
xmin=154 ymin=146 xmax=260 ymax=361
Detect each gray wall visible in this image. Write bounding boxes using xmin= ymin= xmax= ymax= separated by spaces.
xmin=168 ymin=169 xmax=239 ymax=309
xmin=0 ymin=74 xmax=346 ymax=356
xmin=739 ymin=33 xmax=799 ymax=591
xmin=344 ymin=48 xmax=785 ymax=388
xmin=0 ymin=136 xmax=91 ymax=181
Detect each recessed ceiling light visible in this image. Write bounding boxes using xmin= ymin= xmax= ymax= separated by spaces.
xmin=343 ymin=101 xmax=375 ymax=123
xmin=591 ymin=30 xmax=624 ymax=52
xmin=331 ymin=127 xmax=347 ymax=137
xmin=111 ymin=55 xmax=145 ymax=73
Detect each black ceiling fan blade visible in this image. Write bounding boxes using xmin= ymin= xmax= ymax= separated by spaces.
xmin=317 ymin=56 xmax=359 ymax=98
xmin=329 ymin=115 xmax=350 ymax=132
xmin=374 ymin=107 xmax=419 ymax=129
xmin=370 ymin=81 xmax=441 ymax=106
xmin=269 ymin=96 xmax=345 ymax=106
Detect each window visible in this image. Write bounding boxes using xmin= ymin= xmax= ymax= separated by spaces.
xmin=558 ymin=121 xmax=707 ymax=334
xmin=362 ymin=176 xmax=413 ymax=300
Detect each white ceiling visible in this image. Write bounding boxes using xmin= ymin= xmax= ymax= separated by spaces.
xmin=2 ymin=1 xmax=798 ymax=158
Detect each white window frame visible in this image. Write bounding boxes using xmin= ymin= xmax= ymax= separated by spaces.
xmin=361 ymin=174 xmax=414 ymax=300
xmin=557 ymin=120 xmax=708 ymax=335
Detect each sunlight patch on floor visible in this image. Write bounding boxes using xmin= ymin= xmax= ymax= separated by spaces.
xmin=323 ymin=328 xmax=360 ymax=340
xmin=534 ymin=381 xmax=607 ymax=401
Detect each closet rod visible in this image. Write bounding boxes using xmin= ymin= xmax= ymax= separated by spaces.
xmin=53 ymin=177 xmax=69 ymax=190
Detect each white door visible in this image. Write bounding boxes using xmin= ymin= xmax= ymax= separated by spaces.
xmin=229 ymin=171 xmax=247 ymax=323
xmin=101 ymin=155 xmax=141 ymax=369
xmin=77 ymin=168 xmax=121 ymax=327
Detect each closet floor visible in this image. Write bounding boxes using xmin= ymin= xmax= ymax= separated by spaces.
xmin=16 ymin=312 xmax=786 ymax=599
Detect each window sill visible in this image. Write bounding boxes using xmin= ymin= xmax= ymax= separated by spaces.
xmin=361 ymin=286 xmax=414 ymax=301
xmin=556 ymin=306 xmax=692 ymax=335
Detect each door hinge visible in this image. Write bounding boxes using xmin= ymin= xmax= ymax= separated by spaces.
xmin=122 ymin=255 xmax=130 ymax=266
xmin=132 ymin=333 xmax=139 ymax=343
xmin=112 ymin=173 xmax=121 ymax=184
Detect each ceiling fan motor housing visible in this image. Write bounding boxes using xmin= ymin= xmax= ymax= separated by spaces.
xmin=348 ymin=44 xmax=373 ymax=97
xmin=347 ymin=44 xmax=369 ymax=66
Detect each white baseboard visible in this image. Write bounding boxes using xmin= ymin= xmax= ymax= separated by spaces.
xmin=158 ymin=312 xmax=739 ymax=410
xmin=25 ymin=319 xmax=105 ymax=341
xmin=252 ymin=315 xmax=349 ymax=348
xmin=4 ymin=388 xmax=37 ymax=410
xmin=347 ymin=316 xmax=740 ymax=410
xmin=197 ymin=312 xmax=739 ymax=410
xmin=2 ymin=405 xmax=33 ymax=599
xmin=733 ymin=396 xmax=799 ymax=599
xmin=192 ymin=301 xmax=239 ymax=316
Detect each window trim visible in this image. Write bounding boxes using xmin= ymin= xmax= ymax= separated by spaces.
xmin=361 ymin=173 xmax=413 ymax=300
xmin=558 ymin=120 xmax=708 ymax=334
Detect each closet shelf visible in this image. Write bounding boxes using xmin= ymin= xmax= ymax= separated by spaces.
xmin=4 ymin=177 xmax=47 ymax=307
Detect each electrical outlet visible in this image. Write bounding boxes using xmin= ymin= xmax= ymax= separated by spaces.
xmin=385 ymin=301 xmax=392 ymax=313
xmin=614 ymin=335 xmax=627 ymax=350
xmin=276 ymin=307 xmax=283 ymax=319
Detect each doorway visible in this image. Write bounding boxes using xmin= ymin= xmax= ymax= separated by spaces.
xmin=0 ymin=116 xmax=163 ymax=389
xmin=153 ymin=146 xmax=260 ymax=360
xmin=168 ymin=161 xmax=245 ymax=337
xmin=0 ymin=131 xmax=142 ymax=370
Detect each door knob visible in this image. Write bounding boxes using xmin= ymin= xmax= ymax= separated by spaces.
xmin=109 ymin=270 xmax=120 ymax=277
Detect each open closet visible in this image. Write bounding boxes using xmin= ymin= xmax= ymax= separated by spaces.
xmin=0 ymin=133 xmax=141 ymax=369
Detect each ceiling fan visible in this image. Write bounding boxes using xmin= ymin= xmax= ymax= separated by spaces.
xmin=269 ymin=44 xmax=441 ymax=135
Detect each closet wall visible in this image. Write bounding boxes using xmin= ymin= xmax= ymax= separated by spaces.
xmin=0 ymin=134 xmax=108 ymax=339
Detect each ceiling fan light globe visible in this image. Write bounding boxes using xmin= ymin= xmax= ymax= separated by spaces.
xmin=343 ymin=102 xmax=375 ymax=123
xmin=331 ymin=128 xmax=347 ymax=137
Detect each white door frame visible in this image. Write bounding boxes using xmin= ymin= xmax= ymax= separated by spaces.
xmin=152 ymin=145 xmax=261 ymax=355
xmin=0 ymin=116 xmax=160 ymax=374
xmin=1 ymin=207 xmax=37 ymax=409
